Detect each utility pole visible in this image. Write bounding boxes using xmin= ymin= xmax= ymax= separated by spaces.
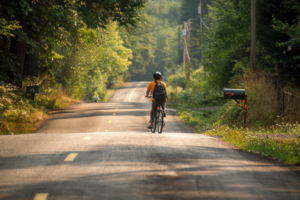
xmin=183 ymin=21 xmax=186 ymax=78
xmin=183 ymin=21 xmax=191 ymax=89
xmin=250 ymin=0 xmax=256 ymax=72
xmin=199 ymin=0 xmax=205 ymax=78
xmin=178 ymin=24 xmax=181 ymax=65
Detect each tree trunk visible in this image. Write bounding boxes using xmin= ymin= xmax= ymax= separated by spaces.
xmin=24 ymin=51 xmax=39 ymax=77
xmin=24 ymin=19 xmax=41 ymax=78
xmin=10 ymin=16 xmax=27 ymax=87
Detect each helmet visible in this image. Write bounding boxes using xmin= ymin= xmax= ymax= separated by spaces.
xmin=153 ymin=72 xmax=162 ymax=80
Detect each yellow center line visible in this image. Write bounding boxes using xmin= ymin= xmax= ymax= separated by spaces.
xmin=113 ymin=113 xmax=116 ymax=115
xmin=84 ymin=137 xmax=91 ymax=140
xmin=128 ymin=84 xmax=141 ymax=102
xmin=105 ymin=130 xmax=108 ymax=132
xmin=64 ymin=153 xmax=78 ymax=162
xmin=34 ymin=193 xmax=48 ymax=200
xmin=108 ymin=120 xmax=112 ymax=123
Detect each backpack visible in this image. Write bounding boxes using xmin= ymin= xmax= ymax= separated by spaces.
xmin=153 ymin=81 xmax=167 ymax=101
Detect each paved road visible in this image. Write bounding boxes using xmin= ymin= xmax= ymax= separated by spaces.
xmin=1 ymin=82 xmax=300 ymax=200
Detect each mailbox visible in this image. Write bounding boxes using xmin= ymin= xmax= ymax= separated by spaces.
xmin=93 ymin=96 xmax=99 ymax=101
xmin=224 ymin=88 xmax=245 ymax=100
xmin=26 ymin=86 xmax=40 ymax=94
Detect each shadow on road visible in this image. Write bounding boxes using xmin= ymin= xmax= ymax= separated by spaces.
xmin=1 ymin=144 xmax=300 ymax=199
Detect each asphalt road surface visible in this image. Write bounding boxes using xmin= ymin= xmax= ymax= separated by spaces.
xmin=1 ymin=82 xmax=300 ymax=200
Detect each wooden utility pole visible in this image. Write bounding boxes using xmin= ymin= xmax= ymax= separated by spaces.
xmin=178 ymin=24 xmax=181 ymax=65
xmin=250 ymin=0 xmax=256 ymax=72
xmin=183 ymin=21 xmax=191 ymax=89
xmin=183 ymin=21 xmax=186 ymax=78
xmin=200 ymin=0 xmax=205 ymax=78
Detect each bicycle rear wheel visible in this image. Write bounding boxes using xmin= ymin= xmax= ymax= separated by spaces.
xmin=151 ymin=117 xmax=157 ymax=133
xmin=158 ymin=111 xmax=164 ymax=133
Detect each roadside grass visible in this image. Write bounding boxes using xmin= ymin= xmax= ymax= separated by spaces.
xmin=106 ymin=89 xmax=116 ymax=101
xmin=0 ymin=84 xmax=76 ymax=135
xmin=176 ymin=108 xmax=300 ymax=166
xmin=177 ymin=108 xmax=220 ymax=132
xmin=168 ymin=71 xmax=300 ymax=166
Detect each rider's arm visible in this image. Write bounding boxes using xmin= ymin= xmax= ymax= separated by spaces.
xmin=146 ymin=82 xmax=154 ymax=97
xmin=145 ymin=89 xmax=151 ymax=97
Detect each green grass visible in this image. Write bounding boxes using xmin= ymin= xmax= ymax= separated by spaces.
xmin=176 ymin=108 xmax=300 ymax=166
xmin=245 ymin=135 xmax=300 ymax=165
xmin=0 ymin=85 xmax=76 ymax=135
xmin=177 ymin=109 xmax=220 ymax=132
xmin=105 ymin=89 xmax=116 ymax=101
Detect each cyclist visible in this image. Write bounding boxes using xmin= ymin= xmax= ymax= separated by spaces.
xmin=145 ymin=72 xmax=167 ymax=129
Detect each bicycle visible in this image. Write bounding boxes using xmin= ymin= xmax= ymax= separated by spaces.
xmin=146 ymin=96 xmax=165 ymax=134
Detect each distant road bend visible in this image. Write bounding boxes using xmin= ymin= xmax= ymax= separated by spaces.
xmin=0 ymin=82 xmax=300 ymax=200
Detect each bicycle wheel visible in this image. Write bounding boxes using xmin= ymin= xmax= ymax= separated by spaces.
xmin=158 ymin=111 xmax=164 ymax=133
xmin=151 ymin=115 xmax=157 ymax=133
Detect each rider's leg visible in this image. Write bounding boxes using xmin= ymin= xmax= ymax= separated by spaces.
xmin=150 ymin=101 xmax=158 ymax=124
xmin=148 ymin=101 xmax=157 ymax=129
xmin=149 ymin=101 xmax=152 ymax=124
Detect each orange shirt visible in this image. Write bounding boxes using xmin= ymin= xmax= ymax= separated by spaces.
xmin=147 ymin=80 xmax=167 ymax=101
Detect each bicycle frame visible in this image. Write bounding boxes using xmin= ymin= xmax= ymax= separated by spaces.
xmin=152 ymin=103 xmax=164 ymax=133
xmin=145 ymin=95 xmax=165 ymax=133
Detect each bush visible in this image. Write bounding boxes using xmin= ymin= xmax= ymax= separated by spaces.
xmin=167 ymin=69 xmax=186 ymax=89
xmin=0 ymin=76 xmax=76 ymax=134
xmin=167 ymin=68 xmax=225 ymax=109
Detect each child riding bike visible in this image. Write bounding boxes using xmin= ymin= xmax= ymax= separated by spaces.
xmin=145 ymin=72 xmax=167 ymax=129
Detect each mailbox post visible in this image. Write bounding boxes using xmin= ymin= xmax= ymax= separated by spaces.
xmin=224 ymin=88 xmax=248 ymax=128
xmin=26 ymin=86 xmax=39 ymax=100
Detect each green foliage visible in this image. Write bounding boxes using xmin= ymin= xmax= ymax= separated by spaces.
xmin=128 ymin=0 xmax=181 ymax=81
xmin=77 ymin=0 xmax=146 ymax=29
xmin=167 ymin=67 xmax=225 ymax=109
xmin=204 ymin=124 xmax=300 ymax=165
xmin=216 ymin=101 xmax=244 ymax=127
xmin=0 ymin=76 xmax=76 ymax=134
xmin=273 ymin=16 xmax=300 ymax=60
xmin=246 ymin=135 xmax=300 ymax=165
xmin=120 ymin=9 xmax=156 ymax=80
xmin=202 ymin=0 xmax=251 ymax=88
xmin=0 ymin=18 xmax=21 ymax=38
xmin=0 ymin=0 xmax=146 ymax=85
xmin=0 ymin=84 xmax=43 ymax=134
xmin=53 ymin=22 xmax=132 ymax=100
xmin=178 ymin=109 xmax=219 ymax=132
xmin=167 ymin=68 xmax=186 ymax=88
xmin=256 ymin=0 xmax=300 ymax=80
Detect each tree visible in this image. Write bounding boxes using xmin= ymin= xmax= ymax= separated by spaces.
xmin=256 ymin=0 xmax=300 ymax=79
xmin=0 ymin=0 xmax=146 ymax=86
xmin=202 ymin=0 xmax=251 ymax=87
xmin=120 ymin=9 xmax=156 ymax=80
xmin=53 ymin=22 xmax=132 ymax=100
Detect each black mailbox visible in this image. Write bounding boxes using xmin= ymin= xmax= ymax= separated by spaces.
xmin=26 ymin=86 xmax=40 ymax=94
xmin=224 ymin=88 xmax=245 ymax=100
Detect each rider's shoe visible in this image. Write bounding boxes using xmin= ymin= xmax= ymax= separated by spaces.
xmin=163 ymin=111 xmax=166 ymax=117
xmin=147 ymin=124 xmax=154 ymax=129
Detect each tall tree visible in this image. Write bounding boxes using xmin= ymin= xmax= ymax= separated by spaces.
xmin=0 ymin=0 xmax=146 ymax=85
xmin=257 ymin=0 xmax=300 ymax=79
